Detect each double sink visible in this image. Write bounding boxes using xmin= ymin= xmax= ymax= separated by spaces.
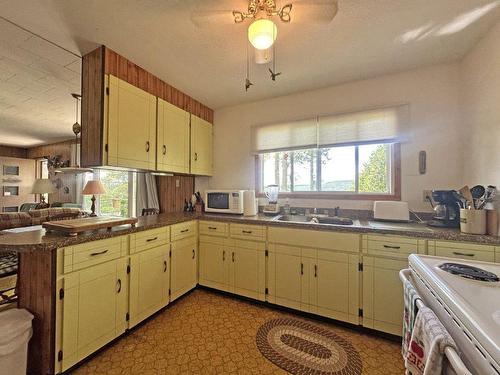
xmin=273 ymin=214 xmax=355 ymax=226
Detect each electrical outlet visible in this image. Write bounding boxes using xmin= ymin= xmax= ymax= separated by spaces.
xmin=423 ymin=190 xmax=432 ymax=203
xmin=175 ymin=179 xmax=180 ymax=188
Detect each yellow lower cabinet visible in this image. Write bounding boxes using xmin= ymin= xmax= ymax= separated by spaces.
xmin=228 ymin=239 xmax=266 ymax=301
xmin=362 ymin=256 xmax=406 ymax=336
xmin=170 ymin=236 xmax=198 ymax=301
xmin=267 ymin=244 xmax=311 ymax=311
xmin=314 ymin=251 xmax=360 ymax=325
xmin=129 ymin=244 xmax=170 ymax=328
xmin=56 ymin=257 xmax=128 ymax=373
xmin=199 ymin=235 xmax=231 ymax=291
xmin=428 ymin=240 xmax=495 ymax=262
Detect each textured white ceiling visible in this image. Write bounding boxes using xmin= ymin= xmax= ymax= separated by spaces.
xmin=0 ymin=0 xmax=499 ymax=147
xmin=0 ymin=18 xmax=80 ymax=147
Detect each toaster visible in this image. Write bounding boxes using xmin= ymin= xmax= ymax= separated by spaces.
xmin=373 ymin=201 xmax=410 ymax=222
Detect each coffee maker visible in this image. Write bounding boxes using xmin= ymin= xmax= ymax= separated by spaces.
xmin=427 ymin=190 xmax=462 ymax=228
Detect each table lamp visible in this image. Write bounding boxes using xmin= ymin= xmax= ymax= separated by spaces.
xmin=31 ymin=178 xmax=56 ymax=208
xmin=82 ymin=180 xmax=106 ymax=217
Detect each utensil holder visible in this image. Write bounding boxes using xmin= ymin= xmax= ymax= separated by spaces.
xmin=460 ymin=209 xmax=486 ymax=235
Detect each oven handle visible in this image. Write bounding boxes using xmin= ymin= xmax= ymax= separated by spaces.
xmin=399 ymin=269 xmax=473 ymax=375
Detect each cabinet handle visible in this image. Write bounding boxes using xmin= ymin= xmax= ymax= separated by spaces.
xmin=146 ymin=236 xmax=158 ymax=242
xmin=452 ymin=251 xmax=475 ymax=257
xmin=146 ymin=141 xmax=150 ymax=152
xmin=163 ymin=260 xmax=167 ymax=272
xmin=314 ymin=264 xmax=317 ymax=278
xmin=194 ymin=152 xmax=198 ymax=161
xmin=383 ymin=245 xmax=401 ymax=250
xmin=116 ymin=279 xmax=122 ymax=293
xmin=90 ymin=249 xmax=108 ymax=256
xmin=242 ymin=230 xmax=252 ymax=234
xmin=162 ymin=145 xmax=167 ymax=155
xmin=232 ymin=252 xmax=235 ymax=262
xmin=181 ymin=229 xmax=189 ymax=233
xmin=300 ymin=263 xmax=304 ymax=275
xmin=208 ymin=226 xmax=217 ymax=230
xmin=222 ymin=250 xmax=225 ymax=261
xmin=192 ymin=249 xmax=195 ymax=259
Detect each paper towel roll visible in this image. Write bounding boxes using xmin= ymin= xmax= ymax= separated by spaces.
xmin=243 ymin=190 xmax=257 ymax=216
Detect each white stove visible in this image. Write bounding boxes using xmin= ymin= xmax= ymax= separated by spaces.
xmin=408 ymin=254 xmax=500 ymax=375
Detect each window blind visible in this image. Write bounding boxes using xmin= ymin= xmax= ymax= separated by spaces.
xmin=252 ymin=117 xmax=318 ymax=153
xmin=252 ymin=105 xmax=408 ymax=154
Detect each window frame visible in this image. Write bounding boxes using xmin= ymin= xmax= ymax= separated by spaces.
xmin=255 ymin=142 xmax=401 ymax=201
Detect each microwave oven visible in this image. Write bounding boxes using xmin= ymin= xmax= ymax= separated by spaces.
xmin=205 ymin=190 xmax=245 ymax=214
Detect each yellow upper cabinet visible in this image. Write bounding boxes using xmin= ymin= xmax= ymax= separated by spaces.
xmin=107 ymin=75 xmax=157 ymax=170
xmin=190 ymin=114 xmax=213 ymax=176
xmin=157 ymin=98 xmax=190 ymax=173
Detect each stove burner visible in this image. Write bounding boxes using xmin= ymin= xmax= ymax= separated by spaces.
xmin=439 ymin=263 xmax=500 ymax=282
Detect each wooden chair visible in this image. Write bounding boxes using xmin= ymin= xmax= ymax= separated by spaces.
xmin=142 ymin=208 xmax=160 ymax=216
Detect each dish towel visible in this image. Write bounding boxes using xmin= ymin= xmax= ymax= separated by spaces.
xmin=405 ymin=306 xmax=457 ymax=375
xmin=402 ymin=279 xmax=420 ymax=359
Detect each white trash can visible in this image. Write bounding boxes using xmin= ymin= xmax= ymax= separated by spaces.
xmin=0 ymin=308 xmax=34 ymax=375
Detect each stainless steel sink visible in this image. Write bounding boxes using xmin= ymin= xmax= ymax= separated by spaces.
xmin=273 ymin=214 xmax=354 ymax=226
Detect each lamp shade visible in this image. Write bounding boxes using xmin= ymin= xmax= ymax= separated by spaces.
xmin=248 ymin=18 xmax=277 ymax=50
xmin=82 ymin=180 xmax=106 ymax=195
xmin=31 ymin=179 xmax=56 ymax=194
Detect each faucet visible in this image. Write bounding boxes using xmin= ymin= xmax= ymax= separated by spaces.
xmin=333 ymin=206 xmax=340 ymax=217
xmin=313 ymin=207 xmax=318 ymax=215
xmin=283 ymin=200 xmax=291 ymax=215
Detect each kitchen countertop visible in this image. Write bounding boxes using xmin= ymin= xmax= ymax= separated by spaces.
xmin=0 ymin=212 xmax=499 ymax=253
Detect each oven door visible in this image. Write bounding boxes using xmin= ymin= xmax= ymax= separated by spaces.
xmin=206 ymin=192 xmax=231 ymax=212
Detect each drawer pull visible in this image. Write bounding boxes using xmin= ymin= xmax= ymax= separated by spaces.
xmin=146 ymin=141 xmax=150 ymax=152
xmin=146 ymin=237 xmax=158 ymax=242
xmin=300 ymin=263 xmax=304 ymax=275
xmin=383 ymin=245 xmax=401 ymax=250
xmin=222 ymin=250 xmax=225 ymax=261
xmin=192 ymin=249 xmax=195 ymax=259
xmin=242 ymin=230 xmax=253 ymax=234
xmin=180 ymin=229 xmax=189 ymax=233
xmin=194 ymin=152 xmax=198 ymax=161
xmin=116 ymin=279 xmax=122 ymax=294
xmin=452 ymin=251 xmax=475 ymax=257
xmin=208 ymin=226 xmax=217 ymax=230
xmin=314 ymin=264 xmax=317 ymax=278
xmin=232 ymin=252 xmax=235 ymax=262
xmin=90 ymin=249 xmax=108 ymax=256
xmin=163 ymin=260 xmax=167 ymax=272
xmin=162 ymin=145 xmax=167 ymax=155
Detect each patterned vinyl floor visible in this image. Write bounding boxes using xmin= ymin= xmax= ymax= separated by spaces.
xmin=73 ymin=289 xmax=405 ymax=375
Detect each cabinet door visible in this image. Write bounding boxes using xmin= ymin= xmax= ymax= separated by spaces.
xmin=107 ymin=75 xmax=157 ymax=170
xmin=268 ymin=245 xmax=303 ymax=310
xmin=157 ymin=98 xmax=190 ymax=173
xmin=315 ymin=253 xmax=360 ymax=324
xmin=171 ymin=237 xmax=198 ymax=301
xmin=190 ymin=114 xmax=213 ymax=176
xmin=362 ymin=256 xmax=406 ymax=336
xmin=60 ymin=259 xmax=126 ymax=372
xmin=129 ymin=245 xmax=170 ymax=328
xmin=199 ymin=240 xmax=229 ymax=291
xmin=230 ymin=240 xmax=266 ymax=301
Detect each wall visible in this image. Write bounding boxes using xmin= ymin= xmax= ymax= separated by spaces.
xmin=460 ymin=20 xmax=500 ymax=187
xmin=0 ymin=156 xmax=35 ymax=212
xmin=201 ymin=64 xmax=463 ymax=212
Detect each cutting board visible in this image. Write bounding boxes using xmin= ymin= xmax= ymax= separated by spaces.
xmin=42 ymin=216 xmax=138 ymax=236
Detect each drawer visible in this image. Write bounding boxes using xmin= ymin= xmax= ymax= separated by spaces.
xmin=429 ymin=241 xmax=495 ymax=262
xmin=130 ymin=226 xmax=170 ymax=254
xmin=230 ymin=224 xmax=266 ymax=241
xmin=171 ymin=220 xmax=197 ymax=242
xmin=199 ymin=221 xmax=228 ymax=237
xmin=64 ymin=236 xmax=126 ymax=273
xmin=362 ymin=234 xmax=426 ymax=259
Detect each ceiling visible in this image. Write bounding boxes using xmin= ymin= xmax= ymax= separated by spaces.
xmin=0 ymin=0 xmax=499 ymax=147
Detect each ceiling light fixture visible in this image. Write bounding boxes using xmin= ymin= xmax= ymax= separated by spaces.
xmin=248 ymin=18 xmax=278 ymax=50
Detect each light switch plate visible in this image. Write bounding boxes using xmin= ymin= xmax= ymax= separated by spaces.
xmin=175 ymin=179 xmax=180 ymax=188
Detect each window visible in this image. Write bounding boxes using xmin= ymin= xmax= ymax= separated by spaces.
xmin=258 ymin=142 xmax=398 ymax=198
xmin=253 ymin=106 xmax=406 ymax=199
xmin=83 ymin=169 xmax=136 ymax=217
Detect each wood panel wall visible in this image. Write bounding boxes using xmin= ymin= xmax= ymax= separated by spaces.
xmin=0 ymin=156 xmax=35 ymax=212
xmin=104 ymin=48 xmax=213 ymax=123
xmin=0 ymin=145 xmax=28 ymax=159
xmin=156 ymin=175 xmax=195 ymax=213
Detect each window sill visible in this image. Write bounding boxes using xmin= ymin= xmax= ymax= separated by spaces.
xmin=256 ymin=192 xmax=401 ymax=201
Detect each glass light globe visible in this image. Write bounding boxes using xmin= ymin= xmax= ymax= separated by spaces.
xmin=248 ymin=19 xmax=278 ymax=50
